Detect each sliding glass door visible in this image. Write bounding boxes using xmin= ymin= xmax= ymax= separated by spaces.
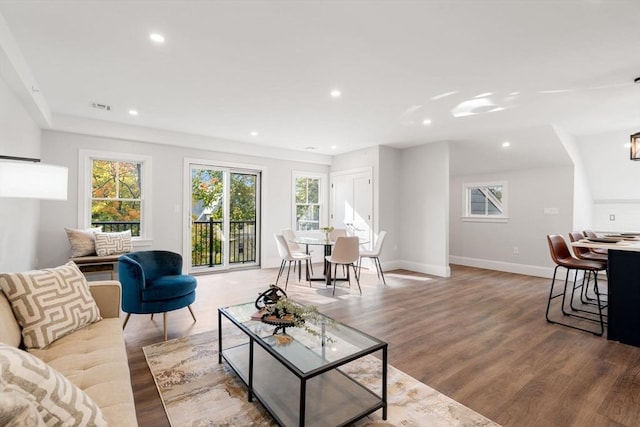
xmin=189 ymin=163 xmax=260 ymax=272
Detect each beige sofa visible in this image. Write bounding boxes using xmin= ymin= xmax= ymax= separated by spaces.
xmin=0 ymin=280 xmax=138 ymax=426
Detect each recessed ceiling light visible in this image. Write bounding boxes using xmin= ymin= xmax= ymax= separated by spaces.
xmin=509 ymin=91 xmax=520 ymax=96
xmin=128 ymin=109 xmax=138 ymax=116
xmin=502 ymin=141 xmax=511 ymax=148
xmin=422 ymin=119 xmax=432 ymax=126
xmin=330 ymin=145 xmax=337 ymax=150
xmin=150 ymin=33 xmax=165 ymax=43
xmin=474 ymin=92 xmax=493 ymax=98
xmin=330 ymin=89 xmax=342 ymax=98
xmin=250 ymin=131 xmax=258 ymax=137
xmin=305 ymin=146 xmax=316 ymax=151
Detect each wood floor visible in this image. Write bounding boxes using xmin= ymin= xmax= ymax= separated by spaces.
xmin=122 ymin=264 xmax=640 ymax=427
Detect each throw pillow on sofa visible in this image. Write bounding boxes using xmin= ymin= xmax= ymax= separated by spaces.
xmin=64 ymin=227 xmax=102 ymax=257
xmin=0 ymin=262 xmax=102 ymax=349
xmin=94 ymin=230 xmax=132 ymax=256
xmin=0 ymin=389 xmax=45 ymax=427
xmin=0 ymin=343 xmax=107 ymax=426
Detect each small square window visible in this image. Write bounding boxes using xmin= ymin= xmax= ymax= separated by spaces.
xmin=462 ymin=181 xmax=508 ymax=222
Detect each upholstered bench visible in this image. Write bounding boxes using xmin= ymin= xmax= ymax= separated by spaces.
xmin=70 ymin=254 xmax=121 ymax=279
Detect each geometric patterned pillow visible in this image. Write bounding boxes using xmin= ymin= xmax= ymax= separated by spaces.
xmin=0 ymin=388 xmax=46 ymax=427
xmin=0 ymin=262 xmax=101 ymax=349
xmin=94 ymin=230 xmax=132 ymax=256
xmin=0 ymin=343 xmax=108 ymax=426
xmin=65 ymin=227 xmax=102 ymax=257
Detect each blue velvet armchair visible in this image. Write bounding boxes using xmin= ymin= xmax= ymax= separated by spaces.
xmin=118 ymin=250 xmax=197 ymax=340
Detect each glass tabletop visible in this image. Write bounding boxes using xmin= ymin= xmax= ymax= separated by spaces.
xmin=220 ymin=301 xmax=385 ymax=375
xmin=291 ymin=236 xmax=369 ymax=246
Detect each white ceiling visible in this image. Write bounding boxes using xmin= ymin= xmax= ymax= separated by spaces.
xmin=1 ymin=0 xmax=639 ymax=164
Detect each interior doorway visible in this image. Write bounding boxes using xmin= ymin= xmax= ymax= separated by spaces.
xmin=330 ymin=167 xmax=373 ymax=248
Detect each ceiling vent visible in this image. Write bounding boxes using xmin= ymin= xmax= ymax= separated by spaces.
xmin=91 ymin=102 xmax=111 ymax=111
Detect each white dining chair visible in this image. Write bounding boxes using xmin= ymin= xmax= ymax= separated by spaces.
xmin=329 ymin=228 xmax=347 ymax=240
xmin=358 ymin=231 xmax=387 ymax=285
xmin=282 ymin=228 xmax=313 ymax=275
xmin=325 ymin=236 xmax=361 ymax=296
xmin=274 ymin=234 xmax=311 ymax=290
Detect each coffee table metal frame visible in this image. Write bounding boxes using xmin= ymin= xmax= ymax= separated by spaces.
xmin=218 ymin=302 xmax=387 ymax=427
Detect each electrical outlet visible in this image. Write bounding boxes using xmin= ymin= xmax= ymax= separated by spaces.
xmin=610 ymin=214 xmax=616 ymax=221
xmin=513 ymin=247 xmax=519 ymax=254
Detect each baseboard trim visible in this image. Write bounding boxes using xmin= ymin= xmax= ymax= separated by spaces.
xmin=386 ymin=260 xmax=451 ymax=277
xmin=449 ymin=256 xmax=555 ymax=278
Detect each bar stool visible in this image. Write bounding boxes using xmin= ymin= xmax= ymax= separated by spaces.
xmin=546 ymin=234 xmax=607 ymax=336
xmin=568 ymin=232 xmax=608 ymax=305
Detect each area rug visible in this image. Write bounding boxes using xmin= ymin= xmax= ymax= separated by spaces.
xmin=143 ymin=330 xmax=499 ymax=426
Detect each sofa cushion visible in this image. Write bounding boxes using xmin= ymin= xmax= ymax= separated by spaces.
xmin=0 ymin=389 xmax=45 ymax=427
xmin=94 ymin=230 xmax=132 ymax=256
xmin=29 ymin=318 xmax=137 ymax=427
xmin=65 ymin=227 xmax=102 ymax=257
xmin=0 ymin=262 xmax=101 ymax=349
xmin=0 ymin=288 xmax=22 ymax=347
xmin=142 ymin=275 xmax=197 ymax=301
xmin=0 ymin=343 xmax=107 ymax=426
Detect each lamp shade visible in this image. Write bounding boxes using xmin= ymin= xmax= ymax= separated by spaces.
xmin=631 ymin=132 xmax=640 ymax=161
xmin=0 ymin=161 xmax=68 ymax=200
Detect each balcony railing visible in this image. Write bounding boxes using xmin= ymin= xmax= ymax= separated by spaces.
xmin=192 ymin=219 xmax=257 ymax=267
xmin=91 ymin=220 xmax=256 ymax=268
xmin=92 ymin=221 xmax=140 ymax=236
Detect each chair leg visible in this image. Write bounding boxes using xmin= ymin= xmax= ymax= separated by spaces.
xmin=352 ymin=263 xmax=362 ymax=295
xmin=332 ymin=263 xmax=338 ymax=296
xmin=123 ymin=313 xmax=131 ymax=330
xmin=546 ymin=265 xmax=604 ymax=336
xmin=151 ymin=313 xmax=154 ymax=320
xmin=376 ymin=257 xmax=387 ymax=285
xmin=187 ymin=305 xmax=197 ymax=322
xmin=285 ymin=261 xmax=292 ymax=290
xmin=163 ymin=312 xmax=168 ymax=341
xmin=276 ymin=260 xmax=286 ymax=285
xmin=306 ymin=259 xmax=311 ymax=286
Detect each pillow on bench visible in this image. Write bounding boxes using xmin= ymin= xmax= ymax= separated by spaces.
xmin=94 ymin=230 xmax=132 ymax=256
xmin=65 ymin=227 xmax=101 ymax=257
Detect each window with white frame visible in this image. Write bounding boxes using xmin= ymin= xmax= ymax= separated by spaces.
xmin=79 ymin=150 xmax=152 ymax=241
xmin=462 ymin=181 xmax=508 ymax=221
xmin=293 ymin=173 xmax=324 ymax=230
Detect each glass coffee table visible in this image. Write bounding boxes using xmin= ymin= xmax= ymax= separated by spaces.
xmin=218 ymin=301 xmax=387 ymax=427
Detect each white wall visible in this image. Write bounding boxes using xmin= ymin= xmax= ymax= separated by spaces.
xmin=555 ymin=126 xmax=593 ymax=233
xmin=450 ymin=166 xmax=574 ymax=277
xmin=378 ymin=145 xmax=401 ymax=267
xmin=578 ymin=130 xmax=640 ymax=232
xmin=399 ymin=142 xmax=450 ymax=277
xmin=39 ymin=130 xmax=328 ymax=269
xmin=0 ymin=75 xmax=42 ymax=272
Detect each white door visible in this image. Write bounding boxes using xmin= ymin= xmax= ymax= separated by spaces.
xmin=330 ymin=168 xmax=373 ymax=248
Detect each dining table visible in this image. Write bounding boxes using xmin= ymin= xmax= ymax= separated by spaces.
xmin=290 ymin=235 xmax=368 ymax=286
xmin=572 ymin=235 xmax=640 ymax=347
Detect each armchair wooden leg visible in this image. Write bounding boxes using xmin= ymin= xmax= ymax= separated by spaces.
xmin=123 ymin=313 xmax=131 ymax=330
xmin=163 ymin=312 xmax=168 ymax=341
xmin=187 ymin=305 xmax=197 ymax=322
xmin=151 ymin=313 xmax=154 ymax=320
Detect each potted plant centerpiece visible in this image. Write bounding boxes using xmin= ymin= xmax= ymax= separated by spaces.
xmin=320 ymin=226 xmax=334 ymax=242
xmin=253 ymin=285 xmax=329 ymax=344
